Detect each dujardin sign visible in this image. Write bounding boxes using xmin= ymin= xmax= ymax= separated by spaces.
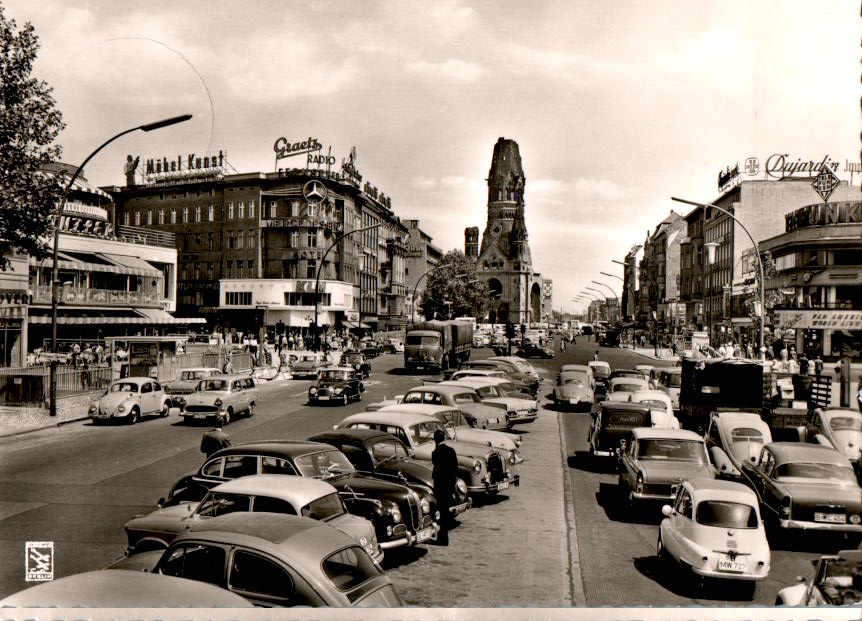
xmin=764 ymin=154 xmax=839 ymax=179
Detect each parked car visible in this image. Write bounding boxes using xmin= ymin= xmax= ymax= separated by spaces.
xmin=553 ymin=373 xmax=594 ymax=412
xmin=88 ymin=377 xmax=171 ymax=425
xmin=376 ymin=403 xmax=523 ymax=458
xmin=439 ymin=378 xmax=538 ymax=426
xmin=775 ymin=549 xmax=862 ymax=605
xmin=515 ymin=342 xmax=554 ymax=359
xmin=341 ymin=351 xmax=371 ymax=379
xmin=799 ymin=408 xmax=862 ymax=476
xmin=588 ymin=401 xmax=652 ymax=458
xmin=369 ymin=384 xmax=508 ymax=430
xmin=588 ymin=360 xmax=611 ymax=401
xmin=308 ymin=367 xmax=364 ymax=405
xmin=634 ymin=364 xmax=655 ymax=378
xmin=739 ymin=442 xmax=862 ymax=536
xmin=291 ymin=352 xmax=327 ymax=379
xmin=704 ymin=411 xmax=772 ymax=480
xmin=124 ymin=474 xmax=382 ymax=562
xmin=160 ymin=441 xmax=438 ymax=551
xmin=383 ymin=338 xmax=404 ymax=353
xmin=337 ymin=410 xmax=519 ymax=494
xmin=163 ymin=367 xmax=222 ymax=404
xmin=629 ymin=390 xmax=680 ymax=428
xmin=180 ymin=374 xmax=257 ymax=425
xmin=308 ymin=428 xmax=472 ymax=515
xmin=0 ymin=569 xmax=253 ymax=608
xmin=652 ymin=367 xmax=682 ymax=410
xmin=657 ymin=478 xmax=770 ymax=596
xmin=450 ymin=369 xmax=534 ymax=398
xmin=606 ymin=376 xmax=650 ymax=402
xmin=111 ymin=512 xmax=404 ymax=607
xmin=617 ymin=427 xmax=714 ymax=510
xmin=610 ymin=368 xmax=649 ymax=381
xmin=450 ymin=361 xmax=537 ymax=395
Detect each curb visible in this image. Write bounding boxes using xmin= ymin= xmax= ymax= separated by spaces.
xmin=0 ymin=415 xmax=90 ymax=440
xmin=557 ymin=409 xmax=586 ymax=606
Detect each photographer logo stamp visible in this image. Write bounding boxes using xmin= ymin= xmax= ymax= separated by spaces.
xmin=25 ymin=541 xmax=53 ymax=581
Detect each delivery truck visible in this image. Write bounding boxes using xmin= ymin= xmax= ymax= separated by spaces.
xmin=404 ymin=320 xmax=473 ymax=372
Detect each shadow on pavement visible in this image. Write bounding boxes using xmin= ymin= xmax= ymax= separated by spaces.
xmin=470 ymin=493 xmax=510 ymax=509
xmin=381 ymin=545 xmax=428 ymax=569
xmin=543 ymin=400 xmax=592 ymax=414
xmin=633 ymin=555 xmax=757 ymax=602
xmin=566 ymin=450 xmax=614 ymax=474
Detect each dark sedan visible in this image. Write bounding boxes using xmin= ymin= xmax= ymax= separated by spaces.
xmin=309 ymin=428 xmax=472 ymax=515
xmin=342 ymin=352 xmax=371 ymax=379
xmin=308 ymin=367 xmax=364 ymax=405
xmin=588 ymin=401 xmax=652 ymax=458
xmin=515 ymin=342 xmax=554 ymax=359
xmin=160 ymin=441 xmax=439 ymax=550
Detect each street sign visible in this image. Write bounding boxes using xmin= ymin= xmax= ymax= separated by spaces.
xmin=812 ymin=165 xmax=840 ymax=202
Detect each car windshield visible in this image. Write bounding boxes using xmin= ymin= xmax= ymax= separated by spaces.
xmin=590 ymin=366 xmax=611 ymax=378
xmin=322 ymin=546 xmax=383 ymax=594
xmin=409 ymin=421 xmax=446 ymax=445
xmin=636 ymin=439 xmax=707 ymax=464
xmin=613 ymin=383 xmax=643 ymax=392
xmin=774 ymin=462 xmax=858 ymax=482
xmin=453 ymin=392 xmax=481 ymax=404
xmin=406 ymin=335 xmax=439 ymax=346
xmin=562 ymin=378 xmax=584 ymax=387
xmin=829 ymin=417 xmax=862 ymax=432
xmin=344 ymin=355 xmax=362 ymax=363
xmin=181 ymin=370 xmax=210 ymax=380
xmin=194 ymin=493 xmax=251 ymax=518
xmin=473 ymin=386 xmax=498 ymax=398
xmin=301 ymin=492 xmax=346 ymax=521
xmin=320 ymin=370 xmax=352 ymax=381
xmin=695 ymin=500 xmax=758 ymax=528
xmin=294 ymin=450 xmax=357 ymax=478
xmin=110 ymin=382 xmax=138 ymax=393
xmin=199 ymin=379 xmax=228 ymax=392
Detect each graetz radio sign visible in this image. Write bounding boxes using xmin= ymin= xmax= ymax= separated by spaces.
xmin=273 ymin=136 xmax=322 ymax=161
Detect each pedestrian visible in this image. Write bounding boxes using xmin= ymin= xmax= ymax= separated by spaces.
xmin=223 ymin=357 xmax=233 ymax=374
xmin=593 ymin=350 xmax=599 ymax=362
xmin=431 ymin=429 xmax=458 ymax=546
xmin=288 ymin=333 xmax=295 ymax=351
xmin=200 ymin=419 xmax=231 ymax=458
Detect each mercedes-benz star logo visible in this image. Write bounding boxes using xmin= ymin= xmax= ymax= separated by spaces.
xmin=303 ymin=180 xmax=328 ymax=203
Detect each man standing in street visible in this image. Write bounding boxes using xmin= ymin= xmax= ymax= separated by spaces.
xmin=432 ymin=429 xmax=458 ymax=546
xmin=201 ymin=418 xmax=231 ymax=458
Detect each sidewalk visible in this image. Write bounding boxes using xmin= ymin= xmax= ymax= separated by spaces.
xmin=624 ymin=345 xmax=680 ymax=363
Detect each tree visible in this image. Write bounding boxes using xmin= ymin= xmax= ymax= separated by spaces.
xmin=419 ymin=250 xmax=489 ymax=321
xmin=0 ymin=5 xmax=65 ymax=271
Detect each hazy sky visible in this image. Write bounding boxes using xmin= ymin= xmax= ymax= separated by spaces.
xmin=5 ymin=1 xmax=860 ymax=314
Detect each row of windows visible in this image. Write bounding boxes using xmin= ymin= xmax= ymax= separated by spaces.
xmin=226 ymin=201 xmax=256 ymax=220
xmin=284 ymin=292 xmax=330 ymax=306
xmin=228 ymin=230 xmax=257 ymax=250
xmin=180 ymin=260 xmax=256 ymax=280
xmin=265 ymin=200 xmax=337 ymax=220
xmin=225 ymin=291 xmax=252 ymax=305
xmin=226 ymin=261 xmax=255 ymax=278
xmin=705 ymin=215 xmax=731 ymax=243
xmin=122 ymin=201 xmax=256 ymax=226
xmin=180 ymin=231 xmax=257 ymax=251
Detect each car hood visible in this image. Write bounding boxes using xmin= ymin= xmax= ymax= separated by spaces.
xmin=125 ymin=503 xmax=200 ymax=537
xmin=778 ymin=480 xmax=862 ymax=504
xmin=184 ymin=391 xmax=228 ymax=405
xmin=326 ymin=472 xmax=410 ymax=500
xmin=329 ymin=512 xmax=377 ymax=545
xmin=412 ymin=440 xmax=511 ymax=463
xmin=316 ymin=379 xmax=351 ymax=388
xmin=830 ymin=430 xmax=862 ymax=460
xmin=450 ymin=427 xmax=518 ymax=452
xmin=377 ymin=458 xmax=434 ymax=488
xmin=606 ymin=392 xmax=633 ymax=402
xmin=98 ymin=392 xmax=136 ymax=409
xmin=639 ymin=461 xmax=713 ymax=482
xmin=458 ymin=401 xmax=505 ymax=420
xmin=293 ymin=360 xmax=320 ymax=368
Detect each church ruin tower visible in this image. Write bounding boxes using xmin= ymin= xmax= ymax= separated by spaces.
xmin=475 ymin=138 xmax=542 ymax=325
xmin=464 ymin=227 xmax=479 ymax=259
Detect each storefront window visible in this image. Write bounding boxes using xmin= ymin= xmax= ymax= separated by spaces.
xmin=835 ymin=286 xmax=862 ymax=309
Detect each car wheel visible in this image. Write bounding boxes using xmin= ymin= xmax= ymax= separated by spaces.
xmin=129 ymin=408 xmax=140 ymax=425
xmin=342 ymin=393 xmax=348 ymax=406
xmin=223 ymin=409 xmax=232 ymax=425
xmin=248 ymin=402 xmax=255 ymax=417
xmin=656 ymin=533 xmax=669 ymax=563
xmin=160 ymin=402 xmax=169 ymax=417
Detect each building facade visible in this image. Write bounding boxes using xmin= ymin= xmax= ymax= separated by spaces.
xmin=471 ymin=138 xmax=543 ymax=326
xmin=404 ymin=219 xmax=443 ymax=323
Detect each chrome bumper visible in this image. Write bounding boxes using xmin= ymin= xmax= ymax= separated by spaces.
xmin=780 ymin=519 xmax=862 ymax=532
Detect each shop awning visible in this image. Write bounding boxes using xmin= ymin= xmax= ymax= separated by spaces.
xmin=135 ymin=308 xmax=206 ymax=324
xmin=99 ymin=253 xmax=162 ymax=278
xmin=342 ymin=321 xmax=371 ymax=329
xmin=30 ymin=253 xmax=162 ymax=278
xmin=28 ymin=308 xmax=205 ymax=325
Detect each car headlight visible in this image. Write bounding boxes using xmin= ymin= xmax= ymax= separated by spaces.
xmin=515 ymin=438 xmax=522 ymax=448
xmin=309 ymin=387 xmax=317 ymax=394
xmin=117 ymin=404 xmax=126 ymax=412
xmin=334 ymin=387 xmax=344 ymax=394
xmin=88 ymin=404 xmax=96 ymax=413
xmin=456 ymin=479 xmax=467 ymax=495
xmin=389 ymin=506 xmax=402 ymax=523
xmin=420 ymin=498 xmax=430 ymax=514
xmin=473 ymin=460 xmax=482 ymax=474
xmin=636 ymin=472 xmax=644 ymax=494
xmin=850 ymin=514 xmax=861 ymax=525
xmin=359 ymin=536 xmax=368 ymax=547
xmin=214 ymin=398 xmax=222 ymax=408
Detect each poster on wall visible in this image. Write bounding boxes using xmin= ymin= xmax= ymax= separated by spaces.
xmin=129 ymin=342 xmax=158 ymax=378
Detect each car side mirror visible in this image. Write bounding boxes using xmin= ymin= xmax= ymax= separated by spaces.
xmin=661 ymin=505 xmax=672 ymax=517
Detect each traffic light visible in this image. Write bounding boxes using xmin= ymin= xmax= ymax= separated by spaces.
xmin=505 ymin=322 xmax=515 ymax=339
xmin=520 ymin=324 xmax=527 ymax=336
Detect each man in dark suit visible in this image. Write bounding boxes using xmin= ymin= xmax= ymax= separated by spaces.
xmin=201 ymin=418 xmax=231 ymax=457
xmin=432 ymin=429 xmax=458 ymax=546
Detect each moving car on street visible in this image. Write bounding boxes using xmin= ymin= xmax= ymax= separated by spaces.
xmin=588 ymin=360 xmax=611 ymax=401
xmin=163 ymin=367 xmax=222 ymax=405
xmin=308 ymin=367 xmax=364 ymax=405
xmin=775 ymin=549 xmax=862 ymax=606
xmin=629 ymin=390 xmax=680 ymax=428
xmin=553 ymin=373 xmax=594 ymax=412
xmin=180 ymin=374 xmax=257 ymax=425
xmin=439 ymin=378 xmax=538 ymax=426
xmin=588 ymin=401 xmax=652 ymax=458
xmin=111 ymin=512 xmax=404 ymax=607
xmin=124 ymin=475 xmax=383 ymax=562
xmin=341 ymin=351 xmax=371 ymax=379
xmin=606 ymin=376 xmax=649 ymax=402
xmin=88 ymin=377 xmax=171 ymax=425
xmin=657 ymin=478 xmax=770 ymax=597
xmin=799 ymin=408 xmax=862 ymax=476
xmin=704 ymin=411 xmax=772 ymax=480
xmin=515 ymin=341 xmax=554 ymax=359
xmin=651 ymin=367 xmax=682 ymax=410
xmin=617 ymin=427 xmax=714 ymax=511
xmin=290 ymin=352 xmax=327 ymax=379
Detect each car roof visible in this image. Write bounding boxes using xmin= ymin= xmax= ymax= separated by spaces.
xmin=630 ymin=390 xmax=671 ymax=402
xmin=453 ymin=369 xmax=505 ymax=377
xmin=767 ymin=442 xmax=850 ymax=465
xmin=609 ymin=376 xmax=648 ymax=385
xmin=207 ymin=373 xmax=251 ymax=380
xmin=683 ymin=478 xmax=759 ymax=505
xmin=712 ymin=411 xmax=771 ymax=432
xmin=560 ymin=364 xmax=591 ymax=373
xmin=379 ymin=403 xmax=461 ymax=416
xmin=599 ymin=401 xmax=652 ymax=412
xmin=439 ymin=379 xmax=495 ymax=389
xmin=588 ymin=361 xmax=610 ymax=368
xmin=211 ymin=440 xmax=333 ymax=460
xmin=408 ymin=384 xmax=470 ymax=396
xmin=114 ymin=377 xmax=150 ymax=385
xmin=820 ymin=408 xmax=862 ymax=421
xmin=320 ymin=366 xmax=355 ymax=373
xmin=310 ymin=428 xmax=400 ymax=445
xmin=631 ymin=427 xmax=703 ymax=441
xmin=211 ymin=474 xmax=337 ymax=504
xmin=341 ymin=411 xmax=435 ymax=427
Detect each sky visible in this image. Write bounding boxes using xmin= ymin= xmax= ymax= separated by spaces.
xmin=4 ymin=1 xmax=860 ymax=315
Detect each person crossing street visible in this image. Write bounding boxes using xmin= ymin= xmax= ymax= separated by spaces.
xmin=431 ymin=429 xmax=458 ymax=546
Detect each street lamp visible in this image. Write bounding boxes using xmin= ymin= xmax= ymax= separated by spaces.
xmin=313 ymin=223 xmax=381 ymax=352
xmin=49 ymin=114 xmax=193 ymax=416
xmin=585 ymin=287 xmax=610 ymax=322
xmin=672 ymin=196 xmax=765 ymax=361
xmin=591 ymin=280 xmax=619 ymax=322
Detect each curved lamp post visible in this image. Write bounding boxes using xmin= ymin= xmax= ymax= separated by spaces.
xmin=591 ymin=280 xmax=619 ymax=322
xmin=49 ymin=114 xmax=193 ymax=416
xmin=585 ymin=287 xmax=610 ymax=321
xmin=671 ymin=196 xmax=765 ymax=361
xmin=313 ymin=223 xmax=381 ymax=352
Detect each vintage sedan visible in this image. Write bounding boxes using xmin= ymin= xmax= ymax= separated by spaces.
xmin=291 ymin=351 xmax=327 ymax=379
xmin=606 ymin=376 xmax=650 ymax=402
xmin=440 ymin=378 xmax=538 ymax=426
xmin=515 ymin=342 xmax=554 ymax=359
xmin=163 ymin=367 xmax=222 ymax=402
xmin=449 ymin=366 xmax=535 ymax=396
xmin=125 ymin=475 xmax=382 ymax=563
xmin=308 ymin=367 xmax=364 ymax=405
xmin=180 ymin=374 xmax=257 ymax=424
xmin=453 ymin=359 xmax=540 ymax=395
xmin=739 ymin=442 xmax=862 ymax=535
xmin=800 ymin=408 xmax=862 ymax=474
xmin=371 ymin=384 xmax=509 ymax=430
xmin=618 ymin=427 xmax=714 ymax=510
xmin=629 ymin=390 xmax=680 ymax=428
xmin=160 ymin=441 xmax=438 ymax=551
xmin=337 ymin=411 xmax=519 ymax=494
xmin=705 ymin=411 xmax=772 ymax=480
xmin=111 ymin=513 xmax=404 ymax=607
xmin=308 ymin=428 xmax=472 ymax=515
xmin=610 ymin=368 xmax=649 ymax=382
xmin=588 ymin=360 xmax=611 ymax=400
xmin=376 ymin=403 xmax=523 ymax=458
xmin=88 ymin=377 xmax=171 ymax=425
xmin=0 ymin=569 xmax=253 ymax=608
xmin=341 ymin=351 xmax=371 ymax=378
xmin=553 ymin=373 xmax=594 ymax=412
xmin=589 ymin=401 xmax=652 ymax=458
xmin=653 ymin=367 xmax=682 ymax=410
xmin=775 ymin=549 xmax=862 ymax=605
xmin=657 ymin=478 xmax=770 ymax=595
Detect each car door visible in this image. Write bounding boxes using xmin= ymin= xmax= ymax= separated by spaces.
xmin=232 ymin=380 xmax=249 ymax=413
xmin=663 ymin=487 xmax=688 ymax=558
xmin=618 ymin=434 xmax=637 ymax=489
xmin=227 ymin=548 xmax=325 ymax=606
xmin=140 ymin=381 xmax=155 ymax=414
xmin=151 ymin=381 xmax=165 ymax=410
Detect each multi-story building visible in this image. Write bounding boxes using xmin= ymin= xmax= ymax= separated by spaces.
xmin=679 ymin=208 xmax=705 ymax=330
xmin=638 ymin=211 xmax=684 ymax=332
xmin=619 ymin=245 xmax=641 ymax=322
xmin=405 ymin=220 xmax=443 ymax=323
xmin=106 ymin=155 xmax=408 ymax=339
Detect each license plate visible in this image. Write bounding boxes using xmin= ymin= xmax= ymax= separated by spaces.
xmin=488 ymin=418 xmax=498 ymax=424
xmin=569 ymin=399 xmax=578 ymax=404
xmin=416 ymin=527 xmax=434 ymax=542
xmin=497 ymin=481 xmax=509 ymax=490
xmin=317 ymin=395 xmax=329 ymax=400
xmin=194 ymin=414 xmax=207 ymax=419
xmin=718 ymin=558 xmax=746 ymax=573
xmin=815 ymin=512 xmax=846 ymax=523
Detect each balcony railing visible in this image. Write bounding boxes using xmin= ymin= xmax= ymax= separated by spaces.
xmin=115 ymin=224 xmax=176 ymax=248
xmin=31 ymin=285 xmax=162 ymax=307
